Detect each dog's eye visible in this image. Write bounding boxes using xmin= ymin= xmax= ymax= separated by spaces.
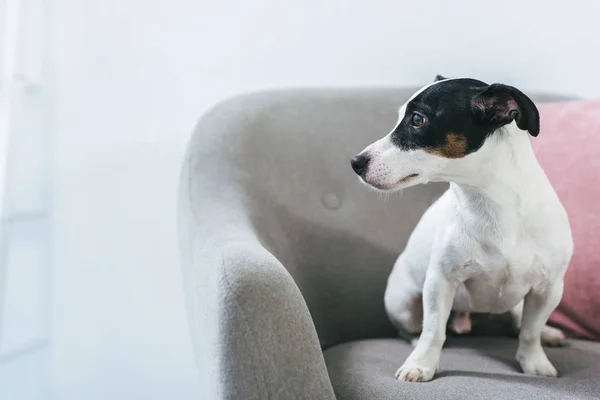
xmin=411 ymin=113 xmax=425 ymax=127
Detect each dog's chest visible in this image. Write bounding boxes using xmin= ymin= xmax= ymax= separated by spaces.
xmin=452 ymin=235 xmax=551 ymax=314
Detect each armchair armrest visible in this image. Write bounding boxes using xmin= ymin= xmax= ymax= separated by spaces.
xmin=178 ymin=156 xmax=336 ymax=400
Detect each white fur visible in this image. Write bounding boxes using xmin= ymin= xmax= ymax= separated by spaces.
xmin=357 ymin=88 xmax=573 ymax=382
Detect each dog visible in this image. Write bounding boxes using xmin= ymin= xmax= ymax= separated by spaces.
xmin=350 ymin=76 xmax=573 ymax=382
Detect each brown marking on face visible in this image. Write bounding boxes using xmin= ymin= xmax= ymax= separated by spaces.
xmin=427 ymin=132 xmax=468 ymax=158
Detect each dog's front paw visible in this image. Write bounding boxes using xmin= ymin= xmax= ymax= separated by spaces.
xmin=394 ymin=362 xmax=436 ymax=382
xmin=517 ymin=348 xmax=558 ymax=377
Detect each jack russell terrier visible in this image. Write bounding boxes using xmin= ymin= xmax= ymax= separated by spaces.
xmin=351 ymin=76 xmax=573 ymax=382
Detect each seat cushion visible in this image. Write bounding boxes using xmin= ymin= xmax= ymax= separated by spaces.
xmin=324 ymin=337 xmax=600 ymax=400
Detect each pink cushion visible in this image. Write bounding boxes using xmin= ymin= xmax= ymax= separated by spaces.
xmin=532 ymin=99 xmax=600 ymax=340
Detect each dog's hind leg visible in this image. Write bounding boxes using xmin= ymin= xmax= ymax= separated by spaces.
xmin=448 ymin=311 xmax=472 ymax=335
xmin=385 ymin=290 xmax=423 ymax=340
xmin=384 ymin=259 xmax=424 ymax=343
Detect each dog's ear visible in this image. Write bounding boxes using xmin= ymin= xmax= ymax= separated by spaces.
xmin=434 ymin=74 xmax=448 ymax=82
xmin=472 ymin=84 xmax=540 ymax=137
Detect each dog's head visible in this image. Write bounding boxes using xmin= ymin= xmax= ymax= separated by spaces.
xmin=351 ymin=76 xmax=539 ymax=192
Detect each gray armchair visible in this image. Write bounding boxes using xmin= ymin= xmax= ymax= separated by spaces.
xmin=178 ymin=87 xmax=600 ymax=400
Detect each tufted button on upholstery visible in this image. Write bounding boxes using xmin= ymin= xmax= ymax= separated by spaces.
xmin=322 ymin=192 xmax=342 ymax=210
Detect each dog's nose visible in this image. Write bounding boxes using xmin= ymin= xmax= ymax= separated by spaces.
xmin=351 ymin=154 xmax=369 ymax=175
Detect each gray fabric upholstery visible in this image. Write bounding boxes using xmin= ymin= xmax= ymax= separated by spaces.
xmin=324 ymin=337 xmax=600 ymax=400
xmin=177 ymin=87 xmax=587 ymax=399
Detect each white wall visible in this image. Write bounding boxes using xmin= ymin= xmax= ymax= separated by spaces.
xmin=49 ymin=1 xmax=600 ymax=399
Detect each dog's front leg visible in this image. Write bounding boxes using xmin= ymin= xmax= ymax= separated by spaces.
xmin=516 ymin=281 xmax=564 ymax=377
xmin=395 ymin=269 xmax=457 ymax=382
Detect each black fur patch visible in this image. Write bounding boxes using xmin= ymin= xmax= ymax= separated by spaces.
xmin=390 ymin=78 xmax=540 ymax=158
